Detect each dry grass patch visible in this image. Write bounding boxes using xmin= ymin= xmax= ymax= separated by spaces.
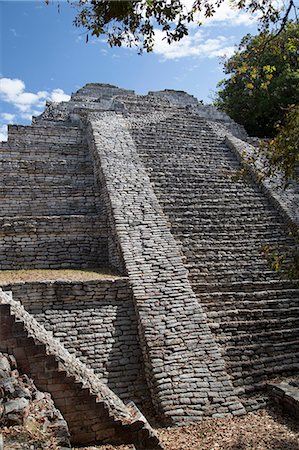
xmin=0 ymin=268 xmax=121 ymax=284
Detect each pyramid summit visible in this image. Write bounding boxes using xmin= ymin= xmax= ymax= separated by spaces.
xmin=0 ymin=84 xmax=298 ymax=447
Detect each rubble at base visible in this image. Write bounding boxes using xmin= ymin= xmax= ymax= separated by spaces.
xmin=0 ymin=352 xmax=71 ymax=449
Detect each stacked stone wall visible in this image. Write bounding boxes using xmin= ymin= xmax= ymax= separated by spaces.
xmin=0 ymin=123 xmax=109 ymax=270
xmin=0 ymin=216 xmax=107 ymax=269
xmin=7 ymin=124 xmax=83 ymax=145
xmin=1 ymin=279 xmax=149 ymax=409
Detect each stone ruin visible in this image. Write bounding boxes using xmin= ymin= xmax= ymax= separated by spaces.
xmin=0 ymin=83 xmax=298 ymax=448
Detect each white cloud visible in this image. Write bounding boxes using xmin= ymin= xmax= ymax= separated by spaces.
xmin=49 ymin=88 xmax=71 ymax=103
xmin=1 ymin=113 xmax=15 ymax=122
xmin=0 ymin=78 xmax=71 ymax=122
xmin=150 ymin=0 xmax=256 ymax=59
xmin=0 ymin=125 xmax=8 ymax=142
xmin=0 ymin=78 xmax=25 ymax=100
xmin=181 ymin=0 xmax=256 ymax=27
xmin=153 ymin=29 xmax=235 ymax=60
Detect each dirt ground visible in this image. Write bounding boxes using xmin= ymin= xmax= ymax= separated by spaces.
xmin=74 ymin=407 xmax=299 ymax=450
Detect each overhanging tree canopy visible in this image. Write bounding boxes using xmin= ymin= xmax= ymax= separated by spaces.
xmin=215 ymin=21 xmax=299 ymax=137
xmin=47 ymin=0 xmax=298 ymax=52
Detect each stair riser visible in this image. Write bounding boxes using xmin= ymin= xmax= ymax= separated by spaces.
xmin=0 ymin=198 xmax=100 ymax=216
xmin=0 ymin=160 xmax=94 ymax=176
xmin=8 ymin=125 xmax=84 ymax=145
xmin=1 ymin=175 xmax=96 ymax=187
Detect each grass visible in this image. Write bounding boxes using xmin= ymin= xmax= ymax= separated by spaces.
xmin=0 ymin=268 xmax=122 ymax=284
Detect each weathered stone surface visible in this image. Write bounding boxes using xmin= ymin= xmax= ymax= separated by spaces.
xmin=0 ymin=124 xmax=108 ymax=270
xmin=1 ymin=82 xmax=298 ymax=433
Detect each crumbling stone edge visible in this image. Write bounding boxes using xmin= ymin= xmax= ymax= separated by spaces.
xmin=268 ymin=381 xmax=299 ymax=420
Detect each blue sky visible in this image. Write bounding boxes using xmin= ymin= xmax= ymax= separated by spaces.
xmin=0 ymin=0 xmax=258 ymax=140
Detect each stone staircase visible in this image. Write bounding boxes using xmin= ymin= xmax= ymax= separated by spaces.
xmin=1 ymin=278 xmax=151 ymax=412
xmin=0 ymin=288 xmax=162 ymax=449
xmin=130 ymin=109 xmax=299 ymax=409
xmin=1 ymin=83 xmax=298 ymax=427
xmin=0 ymin=124 xmax=108 ymax=270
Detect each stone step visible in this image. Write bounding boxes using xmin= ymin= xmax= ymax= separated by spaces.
xmin=187 ymin=260 xmax=275 ymax=275
xmin=137 ymin=139 xmax=226 ymax=150
xmin=0 ymin=173 xmax=96 ymax=188
xmin=171 ymin=222 xmax=289 ymax=235
xmin=225 ymin=338 xmax=299 ymax=356
xmin=203 ymin=298 xmax=299 ymax=314
xmin=7 ymin=124 xmax=84 ymax=145
xmin=180 ymin=244 xmax=291 ymax=262
xmin=0 ymin=145 xmax=90 ymax=160
xmin=159 ymin=193 xmax=274 ymax=203
xmin=0 ymin=213 xmax=105 ymax=229
xmin=187 ymin=259 xmax=287 ymax=282
xmin=200 ymin=288 xmax=299 ymax=304
xmin=157 ymin=180 xmax=267 ymax=189
xmin=228 ymin=360 xmax=299 ymax=386
xmin=193 ymin=277 xmax=285 ymax=288
xmin=160 ymin=193 xmax=273 ymax=205
xmin=0 ymin=183 xmax=99 ymax=196
xmin=208 ymin=306 xmax=299 ymax=323
xmin=178 ymin=241 xmax=293 ymax=255
xmin=193 ymin=279 xmax=299 ymax=293
xmin=163 ymin=205 xmax=277 ymax=217
xmin=155 ymin=188 xmax=269 ymax=202
xmin=217 ymin=325 xmax=299 ymax=344
xmin=163 ymin=204 xmax=283 ymax=219
xmin=136 ymin=127 xmax=222 ymax=139
xmin=0 ymin=158 xmax=94 ymax=176
xmin=142 ymin=152 xmax=240 ymax=163
xmin=0 ymin=214 xmax=108 ymax=270
xmin=167 ymin=212 xmax=283 ymax=224
xmin=216 ymin=317 xmax=299 ymax=334
xmin=176 ymin=229 xmax=292 ymax=240
xmin=227 ymin=352 xmax=299 ymax=375
xmin=152 ymin=178 xmax=250 ymax=188
xmin=175 ymin=239 xmax=288 ymax=255
xmin=0 ymin=186 xmax=100 ymax=216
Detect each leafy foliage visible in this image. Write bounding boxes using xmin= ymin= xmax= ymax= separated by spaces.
xmin=56 ymin=0 xmax=298 ymax=52
xmin=260 ymin=105 xmax=299 ymax=183
xmin=215 ymin=22 xmax=299 ymax=137
xmin=261 ymin=226 xmax=299 ymax=280
xmin=260 ymin=105 xmax=298 ymax=282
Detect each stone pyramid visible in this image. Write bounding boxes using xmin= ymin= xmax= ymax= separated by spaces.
xmin=0 ymin=83 xmax=298 ymax=446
